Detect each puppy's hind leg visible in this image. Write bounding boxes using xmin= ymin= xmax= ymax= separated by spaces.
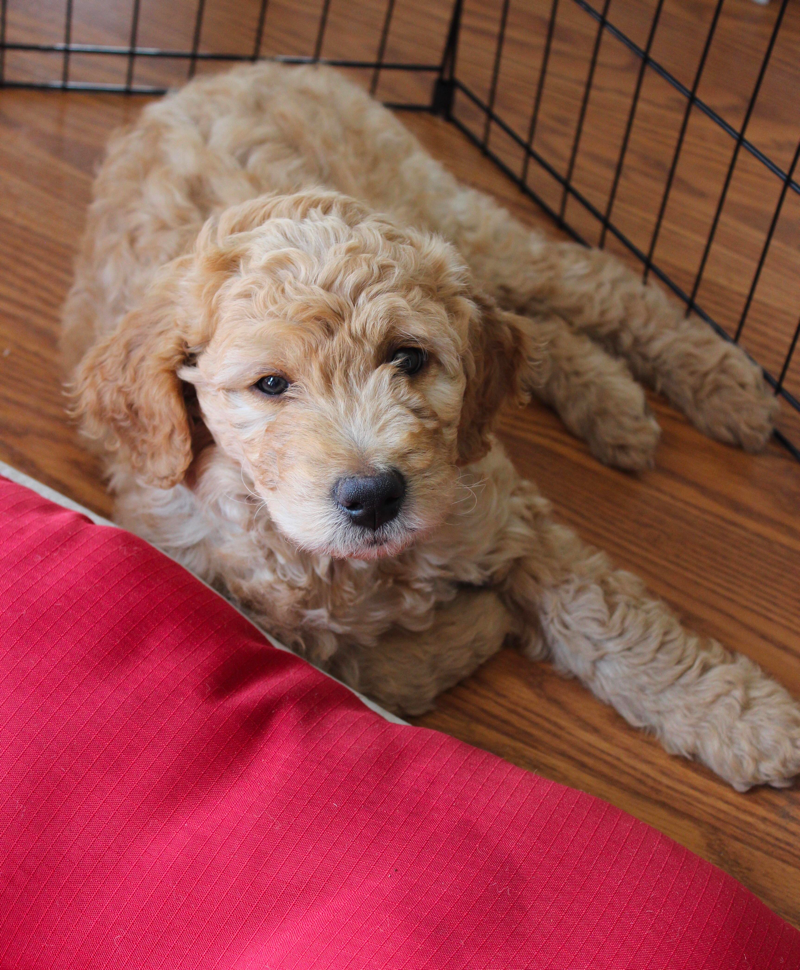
xmin=499 ymin=494 xmax=800 ymax=790
xmin=518 ymin=311 xmax=661 ymax=470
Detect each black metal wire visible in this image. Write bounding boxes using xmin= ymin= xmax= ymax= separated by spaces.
xmin=481 ymin=0 xmax=511 ymax=148
xmin=599 ymin=0 xmax=665 ymax=248
xmin=449 ymin=89 xmax=722 ymax=332
xmin=125 ymin=0 xmax=142 ymax=92
xmin=61 ymin=0 xmax=73 ymax=89
xmin=438 ymin=0 xmax=463 ymax=76
xmin=643 ymin=0 xmax=725 ymax=283
xmin=776 ymin=316 xmax=800 ymax=395
xmin=2 ymin=1 xmax=796 ymax=197
xmin=450 ymin=78 xmax=800 ymax=410
xmin=370 ymin=0 xmax=396 ymax=95
xmin=453 ymin=78 xmax=739 ymax=322
xmin=735 ymin=137 xmax=800 ymax=342
xmin=773 ymin=429 xmax=800 ymax=462
xmin=686 ymin=0 xmax=789 ymax=316
xmin=0 ymin=45 xmax=437 ymax=68
xmin=558 ymin=0 xmax=610 ymax=223
xmin=431 ymin=0 xmax=463 ymax=116
xmin=251 ymin=0 xmax=270 ymax=62
xmin=521 ymin=0 xmax=558 ymax=185
xmin=188 ymin=0 xmax=207 ymax=80
xmin=0 ymin=77 xmax=439 ymax=107
xmin=313 ymin=0 xmax=333 ymax=62
xmin=0 ymin=0 xmax=7 ymax=83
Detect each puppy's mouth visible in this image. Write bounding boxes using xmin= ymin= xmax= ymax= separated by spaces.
xmin=333 ymin=527 xmax=418 ymax=562
xmin=352 ymin=539 xmax=407 ymax=561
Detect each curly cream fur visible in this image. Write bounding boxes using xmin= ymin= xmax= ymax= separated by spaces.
xmin=64 ymin=63 xmax=796 ymax=792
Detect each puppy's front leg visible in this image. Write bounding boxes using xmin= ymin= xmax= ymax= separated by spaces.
xmin=501 ymin=506 xmax=800 ymax=790
xmin=517 ymin=311 xmax=661 ymax=470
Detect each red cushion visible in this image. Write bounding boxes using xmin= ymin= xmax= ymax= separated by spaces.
xmin=0 ymin=474 xmax=797 ymax=969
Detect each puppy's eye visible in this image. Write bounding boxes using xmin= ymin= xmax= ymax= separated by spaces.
xmin=254 ymin=375 xmax=290 ymax=396
xmin=390 ymin=347 xmax=427 ymax=376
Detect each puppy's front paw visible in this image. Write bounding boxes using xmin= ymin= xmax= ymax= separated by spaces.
xmin=690 ymin=343 xmax=778 ymax=453
xmin=716 ymin=702 xmax=800 ymax=793
xmin=575 ymin=370 xmax=661 ymax=470
xmin=587 ymin=405 xmax=661 ymax=472
xmin=687 ymin=664 xmax=800 ymax=791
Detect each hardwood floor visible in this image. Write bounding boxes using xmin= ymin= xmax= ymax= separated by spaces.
xmin=1 ymin=0 xmax=799 ymax=930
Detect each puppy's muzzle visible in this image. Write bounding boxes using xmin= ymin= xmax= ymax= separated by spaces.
xmin=334 ymin=470 xmax=406 ymax=531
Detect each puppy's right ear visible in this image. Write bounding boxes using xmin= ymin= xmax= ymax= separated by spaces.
xmin=457 ymin=296 xmax=536 ymax=466
xmin=72 ymin=256 xmax=204 ymax=489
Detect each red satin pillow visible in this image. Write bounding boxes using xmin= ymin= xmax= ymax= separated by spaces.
xmin=0 ymin=475 xmax=797 ymax=969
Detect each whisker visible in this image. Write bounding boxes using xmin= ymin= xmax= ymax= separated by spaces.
xmin=237 ymin=467 xmax=262 ymax=503
xmin=450 ymin=474 xmax=487 ymax=516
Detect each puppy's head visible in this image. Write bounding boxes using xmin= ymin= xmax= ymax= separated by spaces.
xmin=75 ymin=192 xmax=532 ymax=559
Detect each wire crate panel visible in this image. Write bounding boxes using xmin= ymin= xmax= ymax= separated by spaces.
xmin=1 ymin=0 xmax=798 ymax=456
xmin=448 ymin=0 xmax=800 ymax=456
xmin=0 ymin=0 xmax=455 ymax=104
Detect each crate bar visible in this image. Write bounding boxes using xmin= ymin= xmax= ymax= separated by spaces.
xmin=313 ymin=0 xmax=333 ymax=62
xmin=521 ymin=0 xmax=558 ymax=185
xmin=773 ymin=429 xmax=800 ymax=462
xmin=0 ymin=46 xmax=438 ymax=71
xmin=599 ymin=0 xmax=665 ymax=248
xmin=687 ymin=0 xmax=789 ymax=317
xmin=481 ymin=0 xmax=511 ymax=148
xmin=0 ymin=45 xmax=438 ymax=70
xmin=125 ymin=0 xmax=142 ymax=93
xmin=251 ymin=0 xmax=270 ymax=61
xmin=188 ymin=0 xmax=207 ymax=79
xmin=370 ymin=0 xmax=396 ymax=95
xmin=0 ymin=0 xmax=7 ymax=83
xmin=735 ymin=137 xmax=800 ymax=342
xmin=775 ymin=316 xmax=800 ymax=396
xmin=643 ymin=0 xmax=725 ymax=283
xmin=61 ymin=0 xmax=73 ymax=88
xmin=570 ymin=0 xmax=800 ymax=199
xmin=3 ymin=76 xmax=436 ymax=106
xmin=558 ymin=0 xmax=610 ymax=223
xmin=431 ymin=0 xmax=463 ymax=116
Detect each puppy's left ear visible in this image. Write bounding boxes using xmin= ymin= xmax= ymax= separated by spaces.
xmin=457 ymin=296 xmax=534 ymax=466
xmin=71 ymin=256 xmax=206 ymax=489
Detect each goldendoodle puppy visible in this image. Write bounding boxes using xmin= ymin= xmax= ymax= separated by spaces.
xmin=63 ymin=63 xmax=798 ymax=791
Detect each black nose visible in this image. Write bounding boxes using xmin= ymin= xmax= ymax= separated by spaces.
xmin=333 ymin=470 xmax=406 ymax=531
